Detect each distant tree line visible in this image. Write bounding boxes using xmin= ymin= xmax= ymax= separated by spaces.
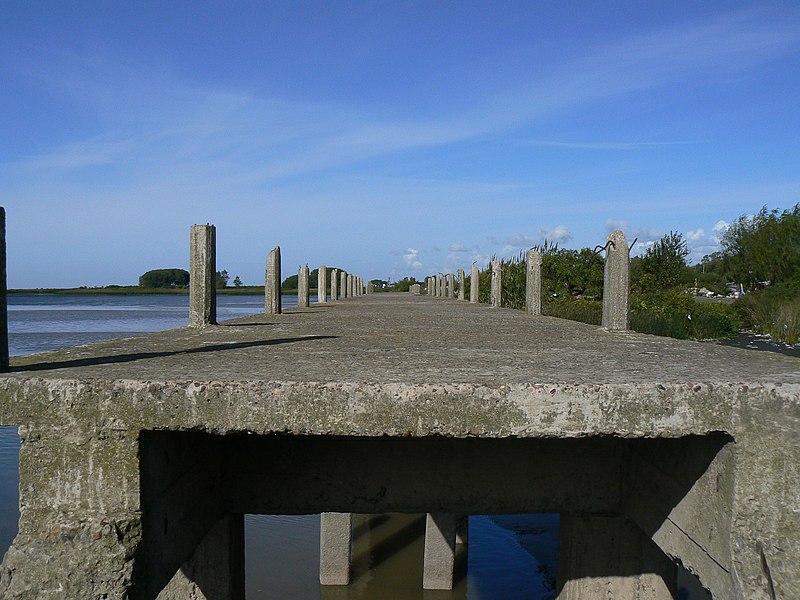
xmin=139 ymin=268 xmax=242 ymax=289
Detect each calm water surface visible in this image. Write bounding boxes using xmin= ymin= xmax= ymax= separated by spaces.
xmin=0 ymin=294 xmax=560 ymax=599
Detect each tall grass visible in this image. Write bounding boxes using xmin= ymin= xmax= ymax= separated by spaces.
xmin=736 ymin=291 xmax=800 ymax=344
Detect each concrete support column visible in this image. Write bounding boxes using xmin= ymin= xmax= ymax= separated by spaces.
xmin=320 ymin=512 xmax=353 ymax=585
xmin=265 ymin=246 xmax=282 ymax=315
xmin=318 ymin=266 xmax=328 ymax=304
xmin=438 ymin=275 xmax=444 ymax=298
xmin=346 ymin=274 xmax=353 ymax=298
xmin=331 ymin=269 xmax=339 ymax=300
xmin=189 ymin=224 xmax=217 ymax=327
xmin=526 ymin=249 xmax=542 ymax=315
xmin=423 ymin=513 xmax=457 ymax=590
xmin=0 ymin=207 xmax=7 ymax=371
xmin=490 ymin=260 xmax=502 ymax=308
xmin=298 ymin=265 xmax=309 ymax=308
xmin=340 ymin=271 xmax=347 ymax=299
xmin=447 ymin=272 xmax=455 ymax=298
xmin=557 ymin=514 xmax=676 ymax=600
xmin=601 ymin=230 xmax=630 ymax=331
xmin=458 ymin=268 xmax=465 ymax=301
xmin=158 ymin=514 xmax=245 ymax=600
xmin=470 ymin=263 xmax=479 ymax=303
xmin=456 ymin=515 xmax=469 ymax=545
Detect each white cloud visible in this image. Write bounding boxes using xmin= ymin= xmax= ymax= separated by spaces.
xmin=711 ymin=220 xmax=730 ymax=243
xmin=540 ymin=225 xmax=572 ymax=244
xmin=687 ymin=228 xmax=705 ymax=242
xmin=403 ymin=248 xmax=423 ymax=269
xmin=449 ymin=243 xmax=467 ymax=252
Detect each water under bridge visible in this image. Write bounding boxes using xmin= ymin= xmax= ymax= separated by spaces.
xmin=0 ymin=293 xmax=798 ymax=599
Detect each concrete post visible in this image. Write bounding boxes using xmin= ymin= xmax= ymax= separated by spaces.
xmin=298 ymin=266 xmax=309 ymax=308
xmin=346 ymin=274 xmax=353 ymax=298
xmin=423 ymin=513 xmax=457 ymax=590
xmin=438 ymin=275 xmax=445 ymax=298
xmin=265 ymin=246 xmax=282 ymax=315
xmin=446 ymin=272 xmax=454 ymax=298
xmin=189 ymin=224 xmax=216 ymax=327
xmin=457 ymin=269 xmax=465 ymax=301
xmin=490 ymin=260 xmax=502 ymax=308
xmin=557 ymin=514 xmax=676 ymax=599
xmin=601 ymin=230 xmax=630 ymax=331
xmin=470 ymin=263 xmax=479 ymax=303
xmin=320 ymin=512 xmax=353 ymax=585
xmin=526 ymin=249 xmax=543 ymax=315
xmin=159 ymin=513 xmax=245 ymax=600
xmin=330 ymin=269 xmax=339 ymax=300
xmin=318 ymin=266 xmax=328 ymax=304
xmin=340 ymin=271 xmax=347 ymax=299
xmin=0 ymin=208 xmax=7 ymax=371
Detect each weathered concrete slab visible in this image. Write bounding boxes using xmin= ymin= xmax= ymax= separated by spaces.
xmin=0 ymin=294 xmax=798 ymax=599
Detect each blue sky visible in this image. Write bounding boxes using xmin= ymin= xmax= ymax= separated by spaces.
xmin=1 ymin=1 xmax=799 ymax=287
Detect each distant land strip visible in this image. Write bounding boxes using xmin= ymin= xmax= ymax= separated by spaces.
xmin=6 ymin=286 xmax=300 ymax=295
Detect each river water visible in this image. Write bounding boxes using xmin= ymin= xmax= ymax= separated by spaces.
xmin=0 ymin=293 xmax=561 ymax=599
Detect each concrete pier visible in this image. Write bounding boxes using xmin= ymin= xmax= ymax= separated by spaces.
xmin=331 ymin=269 xmax=339 ymax=300
xmin=601 ymin=230 xmax=630 ymax=331
xmin=265 ymin=246 xmax=282 ymax=315
xmin=318 ymin=266 xmax=328 ymax=304
xmin=347 ymin=274 xmax=353 ymax=299
xmin=0 ymin=208 xmax=7 ymax=371
xmin=1 ymin=294 xmax=799 ymax=599
xmin=458 ymin=268 xmax=465 ymax=301
xmin=320 ymin=512 xmax=353 ymax=585
xmin=526 ymin=249 xmax=542 ymax=315
xmin=189 ymin=224 xmax=217 ymax=327
xmin=490 ymin=260 xmax=502 ymax=308
xmin=438 ymin=274 xmax=445 ymax=298
xmin=470 ymin=263 xmax=479 ymax=303
xmin=423 ymin=513 xmax=457 ymax=590
xmin=340 ymin=271 xmax=347 ymax=299
xmin=557 ymin=514 xmax=676 ymax=599
xmin=298 ymin=266 xmax=310 ymax=308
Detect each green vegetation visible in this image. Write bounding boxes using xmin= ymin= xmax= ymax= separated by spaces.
xmin=138 ymin=268 xmax=189 ymax=288
xmin=455 ymin=204 xmax=799 ymax=343
xmin=460 ymin=231 xmax=737 ymax=341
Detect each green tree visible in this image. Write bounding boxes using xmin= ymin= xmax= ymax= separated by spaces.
xmin=215 ymin=270 xmax=229 ymax=288
xmin=233 ymin=275 xmax=243 ymax=287
xmin=139 ymin=268 xmax=189 ymax=288
xmin=721 ymin=204 xmax=800 ymax=288
xmin=634 ymin=231 xmax=689 ymax=292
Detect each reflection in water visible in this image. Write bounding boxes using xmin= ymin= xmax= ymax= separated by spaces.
xmin=245 ymin=514 xmax=559 ymax=600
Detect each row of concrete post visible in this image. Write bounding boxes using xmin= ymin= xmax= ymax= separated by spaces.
xmin=190 ymin=224 xmax=368 ymax=327
xmin=424 ymin=229 xmax=630 ymax=330
xmin=320 ymin=512 xmax=468 ymax=590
